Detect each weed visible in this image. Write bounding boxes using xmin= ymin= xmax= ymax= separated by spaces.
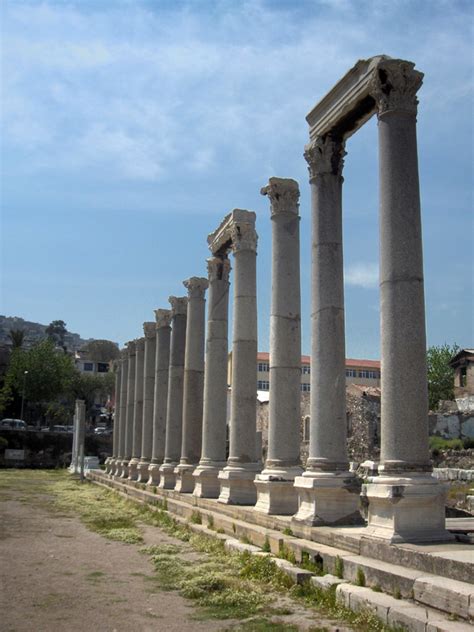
xmin=372 ymin=584 xmax=382 ymax=593
xmin=282 ymin=527 xmax=293 ymax=536
xmin=190 ymin=510 xmax=202 ymax=525
xmin=152 ymin=486 xmax=157 ymax=494
xmin=334 ymin=556 xmax=344 ymax=579
xmin=216 ymin=527 xmax=225 ymax=534
xmin=240 ymin=535 xmax=252 ymax=545
xmin=207 ymin=514 xmax=215 ymax=530
xmin=262 ymin=536 xmax=271 ymax=552
xmin=393 ymin=587 xmax=401 ymax=600
xmin=230 ymin=618 xmax=299 ymax=631
xmin=301 ymin=551 xmax=324 ymax=575
xmin=278 ymin=542 xmax=296 ymax=565
xmin=232 ymin=522 xmax=237 ymax=534
xmin=355 ymin=567 xmax=366 ymax=587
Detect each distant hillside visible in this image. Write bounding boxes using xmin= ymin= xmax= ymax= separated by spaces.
xmin=0 ymin=315 xmax=93 ymax=352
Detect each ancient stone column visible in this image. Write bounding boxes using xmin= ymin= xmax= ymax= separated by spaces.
xmin=175 ymin=277 xmax=209 ymax=492
xmin=147 ymin=309 xmax=172 ymax=486
xmin=159 ymin=296 xmax=188 ymax=488
xmin=137 ymin=323 xmax=156 ymax=482
xmin=218 ymin=212 xmax=260 ymax=504
xmin=193 ymin=257 xmax=231 ymax=498
xmin=114 ymin=349 xmax=128 ymax=477
xmin=293 ymin=136 xmax=361 ymax=526
xmin=69 ymin=404 xmax=79 ymax=474
xmin=255 ymin=178 xmax=303 ymax=514
xmin=107 ymin=360 xmax=121 ymax=474
xmin=128 ymin=337 xmax=145 ymax=481
xmin=120 ymin=340 xmax=136 ymax=478
xmin=364 ymin=59 xmax=452 ymax=542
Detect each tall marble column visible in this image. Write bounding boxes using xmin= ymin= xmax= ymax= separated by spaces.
xmin=194 ymin=256 xmax=231 ymax=498
xmin=107 ymin=359 xmax=121 ymax=474
xmin=114 ymin=349 xmax=128 ymax=476
xmin=159 ymin=296 xmax=188 ymax=488
xmin=293 ymin=136 xmax=361 ymax=526
xmin=364 ymin=59 xmax=452 ymax=542
xmin=147 ymin=309 xmax=172 ymax=486
xmin=255 ymin=178 xmax=303 ymax=514
xmin=128 ymin=337 xmax=145 ymax=481
xmin=175 ymin=277 xmax=208 ymax=492
xmin=218 ymin=211 xmax=260 ymax=504
xmin=137 ymin=323 xmax=156 ymax=482
xmin=121 ymin=340 xmax=136 ymax=478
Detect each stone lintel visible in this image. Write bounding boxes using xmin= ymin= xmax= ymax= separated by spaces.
xmin=154 ymin=308 xmax=172 ymax=328
xmin=143 ymin=321 xmax=156 ymax=338
xmin=207 ymin=209 xmax=256 ymax=256
xmin=306 ymin=55 xmax=394 ymax=141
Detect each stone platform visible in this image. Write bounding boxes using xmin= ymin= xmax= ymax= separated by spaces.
xmin=88 ymin=470 xmax=474 ymax=628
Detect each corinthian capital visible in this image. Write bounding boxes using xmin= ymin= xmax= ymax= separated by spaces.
xmin=183 ymin=276 xmax=209 ymax=299
xmin=230 ymin=222 xmax=258 ymax=254
xmin=304 ymin=135 xmax=346 ymax=180
xmin=370 ymin=59 xmax=423 ymax=116
xmin=207 ymin=256 xmax=231 ymax=283
xmin=143 ymin=321 xmax=156 ymax=339
xmin=168 ymin=296 xmax=188 ymax=317
xmin=154 ymin=308 xmax=172 ymax=329
xmin=126 ymin=339 xmax=137 ymax=355
xmin=261 ymin=177 xmax=300 ymax=216
xmin=135 ymin=337 xmax=145 ymax=353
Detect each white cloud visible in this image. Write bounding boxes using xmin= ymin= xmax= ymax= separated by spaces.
xmin=345 ymin=262 xmax=379 ymax=289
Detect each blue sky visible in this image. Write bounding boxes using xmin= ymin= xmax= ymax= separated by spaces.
xmin=1 ymin=0 xmax=473 ymax=358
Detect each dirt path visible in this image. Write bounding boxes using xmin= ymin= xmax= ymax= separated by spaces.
xmin=0 ymin=479 xmax=227 ymax=632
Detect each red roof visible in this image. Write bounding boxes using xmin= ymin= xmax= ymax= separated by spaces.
xmin=256 ymin=351 xmax=380 ymax=369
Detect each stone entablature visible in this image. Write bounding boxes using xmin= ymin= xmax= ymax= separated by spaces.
xmin=208 ymin=209 xmax=257 ymax=256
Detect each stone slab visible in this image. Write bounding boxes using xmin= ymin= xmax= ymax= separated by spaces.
xmin=413 ymin=575 xmax=474 ymax=620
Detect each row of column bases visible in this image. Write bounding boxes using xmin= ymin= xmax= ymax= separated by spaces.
xmin=105 ymin=59 xmax=452 ymax=544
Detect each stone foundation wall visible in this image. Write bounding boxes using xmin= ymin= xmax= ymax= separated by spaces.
xmin=429 ymin=411 xmax=474 ymax=439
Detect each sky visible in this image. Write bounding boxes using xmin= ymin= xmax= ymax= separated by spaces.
xmin=1 ymin=0 xmax=473 ymax=358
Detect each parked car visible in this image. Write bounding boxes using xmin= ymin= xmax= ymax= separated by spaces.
xmin=94 ymin=426 xmax=112 ymax=436
xmin=52 ymin=425 xmax=68 ymax=433
xmin=0 ymin=418 xmax=27 ymax=430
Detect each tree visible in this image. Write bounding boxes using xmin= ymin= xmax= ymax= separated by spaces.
xmin=0 ymin=340 xmax=76 ymax=417
xmin=80 ymin=339 xmax=120 ymax=363
xmin=8 ymin=329 xmax=25 ymax=349
xmin=69 ymin=371 xmax=115 ymax=421
xmin=45 ymin=320 xmax=68 ymax=349
xmin=427 ymin=343 xmax=460 ymax=410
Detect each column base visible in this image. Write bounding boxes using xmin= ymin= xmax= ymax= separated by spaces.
xmin=193 ymin=462 xmax=227 ymax=498
xmin=292 ymin=471 xmax=363 ymax=526
xmin=362 ymin=472 xmax=454 ymax=543
xmin=137 ymin=460 xmax=150 ymax=483
xmin=108 ymin=458 xmax=117 ymax=475
xmin=147 ymin=463 xmax=161 ymax=486
xmin=104 ymin=457 xmax=112 ymax=473
xmin=159 ymin=462 xmax=177 ymax=489
xmin=217 ymin=463 xmax=261 ymax=505
xmin=127 ymin=458 xmax=140 ymax=481
xmin=254 ymin=466 xmax=303 ymax=515
xmin=174 ymin=464 xmax=196 ymax=493
xmin=119 ymin=459 xmax=130 ymax=479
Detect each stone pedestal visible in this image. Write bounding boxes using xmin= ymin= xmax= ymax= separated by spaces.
xmin=213 ymin=210 xmax=260 ymax=505
xmin=255 ymin=178 xmax=303 ymax=515
xmin=128 ymin=337 xmax=145 ymax=481
xmin=138 ymin=322 xmax=156 ymax=482
xmin=147 ymin=309 xmax=171 ymax=487
xmin=194 ymin=257 xmax=231 ymax=498
xmin=121 ymin=340 xmax=136 ymax=479
xmin=293 ymin=137 xmax=360 ymax=525
xmin=159 ymin=297 xmax=187 ymax=489
xmin=362 ymin=59 xmax=452 ymax=543
xmin=175 ymin=277 xmax=208 ymax=493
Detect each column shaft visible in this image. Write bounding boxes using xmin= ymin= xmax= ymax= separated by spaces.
xmin=194 ymin=257 xmax=230 ymax=498
xmin=159 ymin=297 xmax=187 ymax=488
xmin=121 ymin=341 xmax=136 ymax=478
xmin=255 ymin=178 xmax=303 ymax=515
xmin=128 ymin=337 xmax=145 ymax=480
xmin=148 ymin=310 xmax=171 ymax=485
xmin=138 ymin=323 xmax=156 ymax=482
xmin=108 ymin=361 xmax=121 ymax=473
xmin=116 ymin=351 xmax=128 ymax=476
xmin=175 ymin=277 xmax=208 ymax=492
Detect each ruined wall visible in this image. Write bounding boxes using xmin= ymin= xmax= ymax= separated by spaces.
xmin=428 ymin=412 xmax=474 ymax=440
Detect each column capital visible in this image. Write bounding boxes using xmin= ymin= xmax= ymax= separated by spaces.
xmin=135 ymin=337 xmax=145 ymax=353
xmin=261 ymin=177 xmax=300 ymax=216
xmin=304 ymin=135 xmax=346 ymax=180
xmin=183 ymin=276 xmax=209 ymax=299
xmin=126 ymin=340 xmax=137 ymax=355
xmin=370 ymin=59 xmax=423 ymax=116
xmin=154 ymin=308 xmax=172 ymax=329
xmin=169 ymin=295 xmax=188 ymax=317
xmin=208 ymin=209 xmax=257 ymax=256
xmin=120 ymin=348 xmax=128 ymax=361
xmin=143 ymin=321 xmax=156 ymax=339
xmin=207 ymin=256 xmax=231 ymax=283
xmin=230 ymin=222 xmax=258 ymax=254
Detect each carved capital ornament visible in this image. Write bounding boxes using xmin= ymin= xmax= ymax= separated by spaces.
xmin=183 ymin=276 xmax=209 ymax=299
xmin=370 ymin=59 xmax=423 ymax=116
xmin=261 ymin=177 xmax=300 ymax=216
xmin=304 ymin=135 xmax=346 ymax=180
xmin=154 ymin=308 xmax=172 ymax=329
xmin=168 ymin=296 xmax=188 ymax=317
xmin=143 ymin=321 xmax=156 ymax=338
xmin=207 ymin=256 xmax=231 ymax=283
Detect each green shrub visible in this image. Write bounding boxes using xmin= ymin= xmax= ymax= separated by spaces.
xmin=334 ymin=556 xmax=344 ymax=579
xmin=190 ymin=510 xmax=202 ymax=525
xmin=262 ymin=536 xmax=271 ymax=553
xmin=429 ymin=436 xmax=463 ymax=451
xmin=355 ymin=567 xmax=366 ymax=587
